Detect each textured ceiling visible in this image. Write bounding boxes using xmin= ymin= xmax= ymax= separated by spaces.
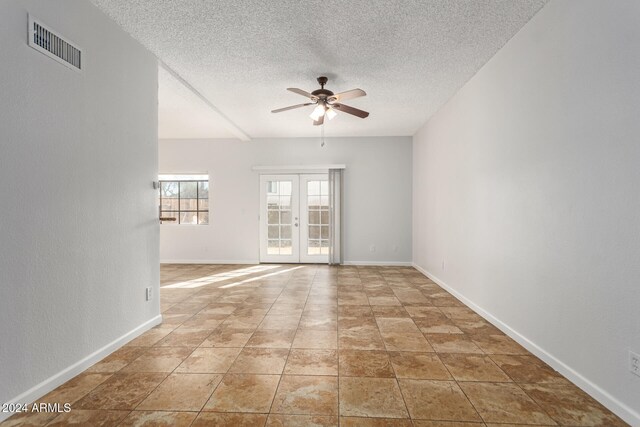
xmin=158 ymin=66 xmax=238 ymax=139
xmin=92 ymin=0 xmax=548 ymax=139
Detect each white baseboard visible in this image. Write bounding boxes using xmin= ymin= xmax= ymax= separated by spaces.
xmin=0 ymin=314 xmax=163 ymax=423
xmin=412 ymin=262 xmax=640 ymax=426
xmin=343 ymin=261 xmax=413 ymax=266
xmin=160 ymin=259 xmax=259 ymax=265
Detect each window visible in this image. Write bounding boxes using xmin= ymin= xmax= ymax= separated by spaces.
xmin=158 ymin=174 xmax=209 ymax=225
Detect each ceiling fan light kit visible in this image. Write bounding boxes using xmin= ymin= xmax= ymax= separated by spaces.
xmin=272 ymin=76 xmax=369 ymax=126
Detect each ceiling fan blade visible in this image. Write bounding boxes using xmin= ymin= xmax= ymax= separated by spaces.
xmin=332 ymin=103 xmax=369 ymax=118
xmin=329 ymin=88 xmax=366 ymax=102
xmin=313 ymin=114 xmax=325 ymax=126
xmin=271 ymin=103 xmax=314 ymax=113
xmin=287 ymin=88 xmax=317 ymax=100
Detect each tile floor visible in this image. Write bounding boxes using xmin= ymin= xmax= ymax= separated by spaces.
xmin=2 ymin=264 xmax=628 ymax=426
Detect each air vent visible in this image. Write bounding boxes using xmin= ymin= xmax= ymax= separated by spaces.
xmin=28 ymin=15 xmax=82 ymax=71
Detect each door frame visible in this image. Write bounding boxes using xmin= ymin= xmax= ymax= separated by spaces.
xmin=299 ymin=174 xmax=329 ymax=264
xmin=258 ymin=173 xmax=329 ymax=264
xmin=259 ymin=174 xmax=300 ymax=263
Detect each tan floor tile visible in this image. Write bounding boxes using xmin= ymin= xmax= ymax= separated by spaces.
xmin=86 ymin=347 xmax=146 ymax=373
xmin=201 ymin=328 xmax=254 ymax=347
xmin=490 ymin=355 xmax=568 ymax=384
xmin=121 ymin=347 xmax=193 ymax=372
xmin=0 ymin=412 xmax=59 ymax=426
xmin=159 ymin=313 xmax=194 ymax=326
xmin=368 ymin=296 xmax=402 ymax=306
xmin=339 ymin=329 xmax=386 ymax=350
xmin=284 ymin=349 xmax=338 ymax=376
xmin=292 ymin=330 xmax=338 ymax=349
xmin=452 ymin=319 xmax=502 ymax=335
xmin=520 ymin=383 xmax=628 ymax=426
xmin=46 ymin=409 xmax=128 ymax=426
xmin=339 ymin=350 xmax=394 ymax=378
xmin=75 ymin=372 xmax=167 ymax=410
xmin=203 ymin=374 xmax=280 ymax=413
xmin=229 ymin=348 xmax=289 ymax=374
xmin=193 ymin=412 xmax=268 ymax=426
xmin=398 ymin=379 xmax=481 ymax=422
xmin=371 ymin=306 xmax=410 ymax=318
xmin=272 ymin=375 xmax=339 ymax=415
xmin=339 ymin=377 xmax=408 ymax=418
xmin=438 ymin=307 xmax=481 ymax=321
xmin=426 ymin=334 xmax=483 ymax=354
xmin=119 ymin=410 xmax=197 ymax=426
xmin=340 ymin=417 xmax=413 ymax=426
xmin=439 ymin=353 xmax=511 ymax=382
xmin=339 ymin=317 xmax=378 ymax=331
xmin=126 ymin=327 xmax=175 ymax=347
xmin=376 ymin=318 xmax=420 ymax=333
xmin=200 ymin=303 xmax=239 ymax=315
xmin=338 ymin=306 xmax=373 ymax=317
xmin=266 ymin=414 xmax=338 ymax=426
xmin=38 ymin=373 xmax=112 ymax=404
xmin=155 ymin=328 xmax=212 ymax=348
xmin=389 ymin=352 xmax=452 ymax=380
xmin=222 ymin=314 xmax=265 ymax=329
xmin=471 ymin=334 xmax=528 ymax=355
xmin=459 ymin=382 xmax=555 ymax=425
xmin=175 ymin=347 xmax=241 ymax=373
xmin=180 ymin=314 xmax=224 ymax=329
xmin=299 ymin=316 xmax=338 ymax=330
xmin=247 ymin=329 xmax=296 ymax=348
xmin=412 ymin=421 xmax=485 ymax=427
xmin=414 ymin=318 xmax=464 ymax=334
xmin=380 ymin=331 xmax=433 ymax=352
xmin=259 ymin=315 xmax=301 ymax=330
xmin=404 ymin=306 xmax=441 ymax=318
xmin=137 ymin=373 xmax=222 ymax=411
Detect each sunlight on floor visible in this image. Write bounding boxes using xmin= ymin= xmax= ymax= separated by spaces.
xmin=161 ymin=264 xmax=282 ymax=289
xmin=219 ymin=265 xmax=305 ymax=289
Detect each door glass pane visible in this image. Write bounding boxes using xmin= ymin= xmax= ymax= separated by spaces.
xmin=280 ymin=240 xmax=292 ymax=255
xmin=268 ymin=211 xmax=279 ymax=224
xmin=280 ymin=181 xmax=292 ymax=195
xmin=305 ymin=179 xmax=329 ymax=257
xmin=309 ymin=225 xmax=320 ymax=239
xmin=280 ymin=225 xmax=291 ymax=239
xmin=267 ymin=240 xmax=280 ymax=255
xmin=268 ymin=225 xmax=279 ymax=239
xmin=265 ymin=179 xmax=294 ymax=256
xmin=309 ymin=210 xmax=319 ymax=225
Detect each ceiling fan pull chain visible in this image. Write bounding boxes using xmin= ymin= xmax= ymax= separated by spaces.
xmin=321 ymin=122 xmax=325 ymax=147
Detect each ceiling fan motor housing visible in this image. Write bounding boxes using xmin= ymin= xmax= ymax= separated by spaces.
xmin=312 ymin=76 xmax=333 ymax=98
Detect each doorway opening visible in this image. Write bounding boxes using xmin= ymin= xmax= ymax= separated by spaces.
xmin=259 ymin=174 xmax=330 ymax=263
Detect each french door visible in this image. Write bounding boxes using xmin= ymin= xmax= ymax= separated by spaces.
xmin=259 ymin=174 xmax=329 ymax=264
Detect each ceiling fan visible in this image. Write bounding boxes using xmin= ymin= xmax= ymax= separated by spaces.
xmin=271 ymin=76 xmax=369 ymax=125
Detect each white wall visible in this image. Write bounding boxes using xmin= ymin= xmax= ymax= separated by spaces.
xmin=159 ymin=137 xmax=412 ymax=265
xmin=0 ymin=0 xmax=159 ymax=416
xmin=413 ymin=0 xmax=640 ymax=423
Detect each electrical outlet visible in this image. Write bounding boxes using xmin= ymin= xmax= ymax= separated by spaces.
xmin=630 ymin=351 xmax=640 ymax=377
xmin=369 ymin=245 xmax=376 ymax=253
xmin=145 ymin=287 xmax=152 ymax=301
